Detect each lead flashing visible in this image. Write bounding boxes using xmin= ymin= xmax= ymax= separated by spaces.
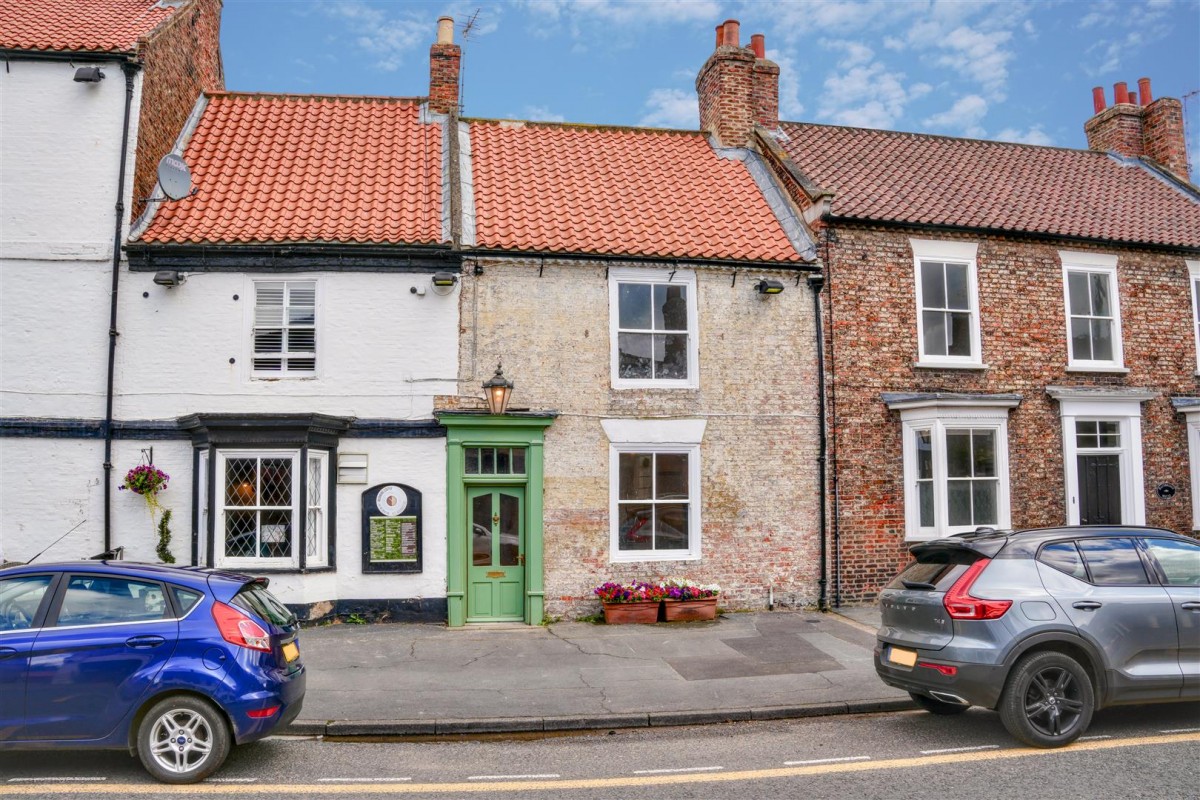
xmin=713 ymin=145 xmax=818 ymax=262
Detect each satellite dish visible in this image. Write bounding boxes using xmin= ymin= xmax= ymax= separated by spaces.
xmin=157 ymin=153 xmax=194 ymax=201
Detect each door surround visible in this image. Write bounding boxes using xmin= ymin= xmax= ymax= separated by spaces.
xmin=438 ymin=411 xmax=556 ymax=627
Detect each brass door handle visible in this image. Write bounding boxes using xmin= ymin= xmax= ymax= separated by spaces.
xmin=518 ymin=554 xmax=525 ymax=566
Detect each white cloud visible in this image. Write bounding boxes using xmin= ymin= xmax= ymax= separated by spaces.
xmin=923 ymin=94 xmax=989 ymax=137
xmin=638 ymin=88 xmax=698 ymax=128
xmin=931 ymin=26 xmax=1014 ymax=101
xmin=823 ymin=39 xmax=875 ymax=69
xmin=768 ymin=49 xmax=805 ymax=118
xmin=522 ymin=105 xmax=566 ymax=122
xmin=817 ymin=62 xmax=927 ymax=129
xmin=319 ymin=1 xmax=426 ymax=72
xmin=994 ymin=125 xmax=1055 ymax=146
xmin=519 ymin=0 xmax=718 ymax=36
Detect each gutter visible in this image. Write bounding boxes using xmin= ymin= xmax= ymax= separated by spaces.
xmin=102 ymin=61 xmax=142 ymax=551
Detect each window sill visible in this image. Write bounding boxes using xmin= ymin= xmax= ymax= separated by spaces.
xmin=1065 ymin=365 xmax=1130 ymax=374
xmin=210 ymin=566 xmax=336 ymax=574
xmin=611 ymin=382 xmax=700 ymax=391
xmin=913 ymin=362 xmax=988 ymax=371
xmin=610 ymin=553 xmax=700 ymax=563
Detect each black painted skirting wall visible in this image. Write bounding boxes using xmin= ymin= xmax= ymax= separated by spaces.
xmin=289 ymin=597 xmax=449 ymax=627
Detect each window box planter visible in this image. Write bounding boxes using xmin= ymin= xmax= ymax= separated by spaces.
xmin=662 ymin=596 xmax=718 ymax=622
xmin=601 ymin=601 xmax=662 ymax=624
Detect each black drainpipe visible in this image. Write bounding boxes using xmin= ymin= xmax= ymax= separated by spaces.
xmin=808 ymin=272 xmax=828 ymax=611
xmin=821 ymin=224 xmax=842 ymax=608
xmin=102 ymin=61 xmax=141 ymax=551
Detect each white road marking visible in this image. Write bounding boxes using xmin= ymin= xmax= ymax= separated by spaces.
xmin=783 ymin=756 xmax=872 ymax=766
xmin=204 ymin=779 xmax=256 ymax=783
xmin=317 ymin=778 xmax=413 ymax=783
xmin=632 ymin=766 xmax=724 ymax=775
xmin=6 ymin=778 xmax=107 ymax=783
xmin=920 ymin=744 xmax=1000 ymax=755
xmin=467 ymin=774 xmax=561 ymax=781
xmin=1079 ymin=735 xmax=1112 ymax=741
xmin=1160 ymin=727 xmax=1200 ymax=734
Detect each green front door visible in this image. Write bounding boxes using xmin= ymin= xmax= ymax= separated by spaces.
xmin=466 ymin=487 xmax=525 ymax=621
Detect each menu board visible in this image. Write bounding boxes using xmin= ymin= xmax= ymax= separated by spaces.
xmin=361 ymin=483 xmax=422 ymax=573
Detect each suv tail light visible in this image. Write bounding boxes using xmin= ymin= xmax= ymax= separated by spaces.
xmin=212 ymin=601 xmax=272 ymax=652
xmin=942 ymin=558 xmax=1012 ymax=620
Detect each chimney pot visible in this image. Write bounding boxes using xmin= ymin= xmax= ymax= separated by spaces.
xmin=1138 ymin=77 xmax=1152 ymax=104
xmin=1128 ymin=90 xmax=1138 ymax=106
xmin=750 ymin=33 xmax=765 ymax=58
xmin=715 ymin=24 xmax=723 ymax=49
xmin=1092 ymin=86 xmax=1106 ymax=113
xmin=1114 ymin=81 xmax=1129 ymax=104
xmin=437 ymin=16 xmax=454 ymax=45
xmin=722 ymin=19 xmax=740 ymax=47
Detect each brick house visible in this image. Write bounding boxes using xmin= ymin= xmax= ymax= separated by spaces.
xmin=696 ymin=20 xmax=1200 ymax=602
xmin=1 ymin=0 xmax=222 ymax=563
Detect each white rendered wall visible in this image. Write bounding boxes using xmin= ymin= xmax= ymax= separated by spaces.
xmin=115 ymin=271 xmax=459 ymax=418
xmin=0 ymin=59 xmax=143 ymax=260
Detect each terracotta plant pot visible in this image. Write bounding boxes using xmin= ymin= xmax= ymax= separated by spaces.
xmin=662 ymin=597 xmax=718 ymax=622
xmin=602 ymin=600 xmax=661 ymax=624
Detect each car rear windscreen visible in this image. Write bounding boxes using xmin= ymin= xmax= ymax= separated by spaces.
xmin=885 ymin=560 xmax=966 ymax=591
xmin=232 ymin=583 xmax=296 ymax=627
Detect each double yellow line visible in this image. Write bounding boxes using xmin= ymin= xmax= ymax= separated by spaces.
xmin=3 ymin=731 xmax=1197 ymax=795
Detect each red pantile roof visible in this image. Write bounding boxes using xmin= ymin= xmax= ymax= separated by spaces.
xmin=469 ymin=121 xmax=802 ymax=262
xmin=779 ymin=122 xmax=1200 ymax=249
xmin=139 ymin=93 xmax=444 ymax=246
xmin=0 ymin=0 xmax=176 ymax=54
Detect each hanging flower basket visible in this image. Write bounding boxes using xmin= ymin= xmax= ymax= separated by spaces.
xmin=119 ymin=463 xmax=174 ymax=563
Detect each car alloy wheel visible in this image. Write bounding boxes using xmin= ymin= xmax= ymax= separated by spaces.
xmin=137 ymin=696 xmax=231 ymax=784
xmin=999 ymin=651 xmax=1094 ymax=748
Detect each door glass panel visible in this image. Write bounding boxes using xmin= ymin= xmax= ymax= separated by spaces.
xmin=1078 ymin=538 xmax=1148 ymax=585
xmin=511 ymin=448 xmax=526 ymax=474
xmin=481 ymin=448 xmax=495 ymax=474
xmin=499 ymin=493 xmax=520 ymax=567
xmin=472 ymin=494 xmax=492 ymax=566
xmin=465 ymin=448 xmax=479 ymax=474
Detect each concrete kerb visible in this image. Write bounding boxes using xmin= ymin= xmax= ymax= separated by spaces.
xmin=290 ymin=698 xmax=917 ymax=739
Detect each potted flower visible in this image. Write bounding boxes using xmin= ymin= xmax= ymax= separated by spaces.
xmin=119 ymin=463 xmax=175 ymax=563
xmin=593 ymin=580 xmax=666 ymax=624
xmin=661 ymin=577 xmax=720 ymax=621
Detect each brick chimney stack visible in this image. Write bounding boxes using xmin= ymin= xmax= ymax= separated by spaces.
xmin=696 ymin=19 xmax=779 ymax=147
xmin=1085 ymin=78 xmax=1190 ymax=180
xmin=429 ymin=16 xmax=460 ymax=115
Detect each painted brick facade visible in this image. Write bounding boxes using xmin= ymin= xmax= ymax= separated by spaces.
xmin=131 ymin=0 xmax=224 ymax=221
xmin=450 ymin=257 xmax=822 ymax=617
xmin=822 ymin=224 xmax=1197 ymax=601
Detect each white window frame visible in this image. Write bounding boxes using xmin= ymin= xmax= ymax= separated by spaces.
xmin=1187 ymin=410 xmax=1200 ymax=531
xmin=1188 ymin=260 xmax=1200 ymax=375
xmin=1048 ymin=389 xmax=1153 ymax=526
xmin=1061 ymin=251 xmax=1125 ymax=372
xmin=248 ymin=278 xmax=320 ymax=379
xmin=894 ymin=402 xmax=1014 ymax=541
xmin=214 ymin=448 xmax=317 ymax=570
xmin=910 ymin=239 xmax=983 ymax=368
xmin=608 ymin=267 xmax=699 ymax=389
xmin=305 ymin=450 xmax=330 ymax=568
xmin=603 ymin=419 xmax=705 ymax=562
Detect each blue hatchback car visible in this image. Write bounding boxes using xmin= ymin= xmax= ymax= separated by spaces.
xmin=0 ymin=561 xmax=305 ymax=783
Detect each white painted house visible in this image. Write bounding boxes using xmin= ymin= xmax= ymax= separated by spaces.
xmin=1 ymin=0 xmax=222 ymax=564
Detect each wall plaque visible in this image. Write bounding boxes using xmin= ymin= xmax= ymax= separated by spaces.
xmin=362 ymin=483 xmax=422 ymax=573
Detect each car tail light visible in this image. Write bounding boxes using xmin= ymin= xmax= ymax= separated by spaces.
xmin=246 ymin=706 xmax=280 ymax=719
xmin=918 ymin=661 xmax=958 ymax=676
xmin=942 ymin=558 xmax=1012 ymax=620
xmin=212 ymin=602 xmax=272 ymax=652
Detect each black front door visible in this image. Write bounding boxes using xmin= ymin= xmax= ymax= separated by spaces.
xmin=1078 ymin=454 xmax=1121 ymax=525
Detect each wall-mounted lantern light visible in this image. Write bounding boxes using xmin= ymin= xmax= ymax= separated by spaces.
xmin=73 ymin=66 xmax=105 ymax=83
xmin=483 ymin=363 xmax=514 ymax=415
xmin=431 ymin=272 xmax=459 ymax=295
xmin=755 ymin=279 xmax=785 ymax=296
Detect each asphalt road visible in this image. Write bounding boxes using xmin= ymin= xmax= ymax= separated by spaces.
xmin=2 ymin=703 xmax=1198 ymax=799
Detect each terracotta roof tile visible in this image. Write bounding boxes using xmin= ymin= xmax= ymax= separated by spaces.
xmin=779 ymin=122 xmax=1200 ymax=249
xmin=139 ymin=94 xmax=444 ymax=246
xmin=0 ymin=0 xmax=175 ymax=53
xmin=469 ymin=121 xmax=801 ymax=263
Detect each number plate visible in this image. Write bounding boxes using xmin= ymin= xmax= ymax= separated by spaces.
xmin=887 ymin=646 xmax=917 ymax=667
xmin=282 ymin=641 xmax=299 ymax=662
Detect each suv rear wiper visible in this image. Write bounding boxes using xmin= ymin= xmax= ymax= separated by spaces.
xmin=901 ymin=579 xmax=938 ymax=591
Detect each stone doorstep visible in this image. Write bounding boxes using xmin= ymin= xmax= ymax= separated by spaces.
xmin=286 ymin=697 xmax=917 ymax=738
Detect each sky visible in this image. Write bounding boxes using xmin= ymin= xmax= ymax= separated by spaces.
xmin=221 ymin=0 xmax=1200 ymax=181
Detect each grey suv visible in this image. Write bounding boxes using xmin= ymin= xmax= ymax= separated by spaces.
xmin=875 ymin=526 xmax=1199 ymax=747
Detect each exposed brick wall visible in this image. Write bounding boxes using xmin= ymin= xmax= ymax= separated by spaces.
xmin=751 ymin=60 xmax=779 ymax=132
xmin=823 ymin=224 xmax=1197 ymax=601
xmin=1083 ymin=104 xmax=1144 ymax=160
xmin=696 ymin=45 xmax=756 ymax=147
xmin=428 ymin=42 xmax=460 ymax=115
xmin=451 ymin=257 xmax=822 ymax=618
xmin=131 ymin=0 xmax=224 ymax=221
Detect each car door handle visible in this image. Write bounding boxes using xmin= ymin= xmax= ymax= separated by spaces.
xmin=1181 ymin=602 xmax=1200 ymax=611
xmin=0 ymin=647 xmax=17 ymax=661
xmin=1072 ymin=601 xmax=1103 ymax=611
xmin=125 ymin=635 xmax=166 ymax=648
